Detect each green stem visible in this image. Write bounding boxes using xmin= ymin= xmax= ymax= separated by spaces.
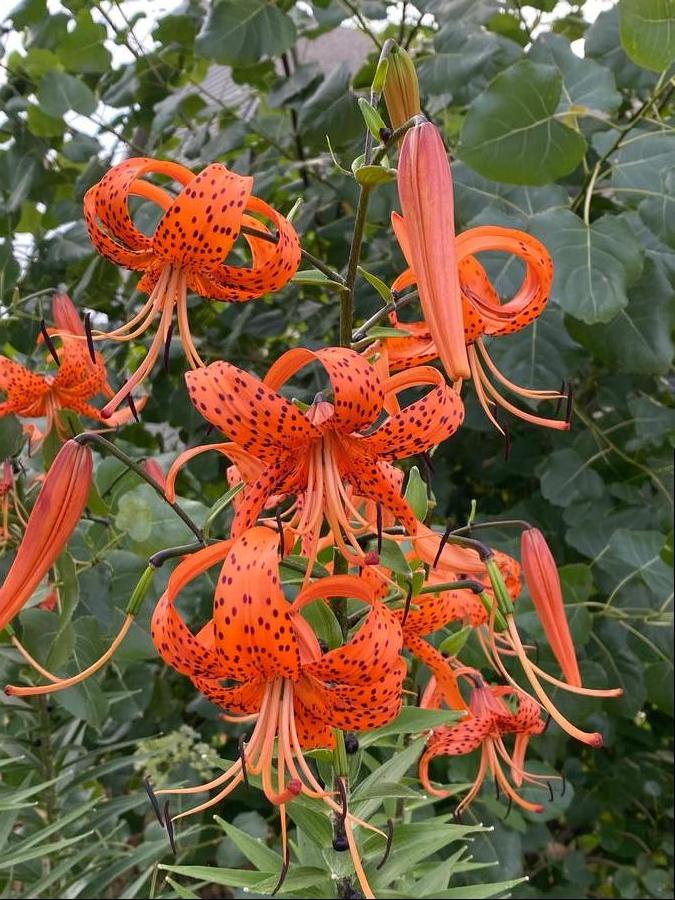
xmin=570 ymin=76 xmax=674 ymax=213
xmin=239 ymin=225 xmax=345 ymax=285
xmin=73 ymin=433 xmax=204 ymax=542
xmin=351 ymin=288 xmax=419 ymax=343
xmin=341 ymin=185 xmax=371 ymax=346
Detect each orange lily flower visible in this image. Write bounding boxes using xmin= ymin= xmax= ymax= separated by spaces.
xmin=419 ymin=670 xmax=550 ymax=816
xmin=166 ymin=347 xmax=464 ymax=577
xmin=150 ymin=526 xmax=405 ymax=898
xmin=0 ymin=439 xmax=92 ymax=631
xmin=387 ymin=121 xmax=567 ymax=433
xmin=0 ymin=293 xmax=141 ymax=446
xmin=84 ymin=158 xmax=301 ymax=415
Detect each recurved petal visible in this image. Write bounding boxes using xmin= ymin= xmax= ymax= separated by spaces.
xmin=153 ymin=163 xmax=253 ymax=272
xmin=212 ymin=526 xmax=301 ymax=681
xmin=295 ymin=575 xmax=402 ymax=686
xmin=0 ymin=357 xmax=51 ymax=412
xmin=264 ymin=347 xmax=385 ymax=434
xmin=151 ymin=541 xmax=232 ymax=678
xmin=191 ymin=676 xmax=266 ymax=714
xmin=358 ymin=366 xmax=464 ymax=460
xmin=185 ymin=361 xmax=319 ymax=463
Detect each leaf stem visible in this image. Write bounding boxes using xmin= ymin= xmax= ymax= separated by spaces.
xmin=73 ymin=433 xmax=204 ymax=542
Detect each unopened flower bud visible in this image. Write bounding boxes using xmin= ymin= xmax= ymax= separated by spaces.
xmin=383 ymin=44 xmax=421 ymax=131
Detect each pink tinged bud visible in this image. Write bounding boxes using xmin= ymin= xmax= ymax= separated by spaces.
xmin=521 ymin=527 xmax=582 ymax=688
xmin=0 ymin=440 xmax=92 ymax=631
xmin=396 ymin=122 xmax=470 ymax=381
xmin=52 ymin=292 xmax=85 ymax=337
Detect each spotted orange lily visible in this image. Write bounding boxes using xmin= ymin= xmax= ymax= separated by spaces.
xmin=419 ymin=669 xmax=551 ymax=816
xmin=150 ymin=526 xmax=405 ymax=898
xmin=84 ymin=158 xmax=301 ymax=415
xmin=0 ymin=293 xmax=142 ymax=446
xmin=384 ymin=120 xmax=568 ymax=433
xmin=166 ymin=347 xmax=464 ymax=578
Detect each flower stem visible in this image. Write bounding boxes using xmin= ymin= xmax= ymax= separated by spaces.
xmin=74 ymin=432 xmax=204 ymax=543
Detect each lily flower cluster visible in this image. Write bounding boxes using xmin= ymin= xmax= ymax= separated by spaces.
xmin=0 ymin=44 xmax=618 ymax=899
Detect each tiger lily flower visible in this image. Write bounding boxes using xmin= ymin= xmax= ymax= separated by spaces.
xmin=151 ymin=526 xmax=406 ymax=899
xmin=166 ymin=347 xmax=464 ymax=577
xmin=84 ymin=158 xmax=301 ymax=415
xmin=386 ymin=121 xmax=567 ymax=433
xmin=419 ymin=670 xmax=551 ymax=816
xmin=0 ymin=439 xmax=92 ymax=632
xmin=0 ymin=292 xmax=142 ymax=446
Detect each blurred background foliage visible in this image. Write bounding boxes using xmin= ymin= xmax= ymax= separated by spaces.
xmin=0 ymin=0 xmax=673 ymax=898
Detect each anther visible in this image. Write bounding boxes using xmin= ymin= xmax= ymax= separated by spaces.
xmin=143 ymin=775 xmax=164 ymax=827
xmin=126 ymin=394 xmax=140 ymax=423
xmin=271 ymin=846 xmax=290 ymax=896
xmin=502 ymin=796 xmax=513 ymax=821
xmin=546 ymin=780 xmax=554 ymax=802
xmin=164 ymin=801 xmax=176 ymax=853
xmin=376 ymin=818 xmax=394 ymax=870
xmin=376 ymin=501 xmax=383 ymax=555
xmin=40 ymin=320 xmax=60 ymax=366
xmin=84 ymin=313 xmax=97 ymax=364
xmin=565 ymin=383 xmax=574 ymax=425
xmin=163 ymin=322 xmax=174 ymax=373
xmin=554 ymin=381 xmax=566 ymax=417
xmin=503 ymin=423 xmax=512 ymax=462
xmin=335 ymin=776 xmax=348 ymax=821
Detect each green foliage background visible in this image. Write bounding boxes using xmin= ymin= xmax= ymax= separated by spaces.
xmin=0 ymin=1 xmax=673 ymax=898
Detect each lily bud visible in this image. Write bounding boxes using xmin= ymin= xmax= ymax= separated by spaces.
xmin=0 ymin=439 xmax=92 ymax=631
xmin=383 ymin=44 xmax=421 ymax=130
xmin=395 ymin=122 xmax=471 ymax=381
xmin=521 ymin=527 xmax=581 ymax=688
xmin=52 ymin=291 xmax=85 ymax=336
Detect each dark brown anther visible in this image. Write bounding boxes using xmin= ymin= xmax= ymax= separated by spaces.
xmin=164 ymin=801 xmax=176 ymax=853
xmin=376 ymin=818 xmax=394 ymax=870
xmin=546 ymin=780 xmax=554 ymax=802
xmin=376 ymin=501 xmax=383 ymax=555
xmin=163 ymin=321 xmax=174 ymax=373
xmin=401 ymin=581 xmax=413 ymax=627
xmin=565 ymin=383 xmax=574 ymax=425
xmin=271 ymin=846 xmax=290 ymax=896
xmin=533 ymin=639 xmax=540 ymax=666
xmin=420 ymin=449 xmax=435 ymax=476
xmin=205 ymin=422 xmax=215 ymax=437
xmin=542 ymin=712 xmax=552 ymax=734
xmin=143 ymin=775 xmax=164 ymax=828
xmin=560 ymin=772 xmax=567 ymax=797
xmin=495 ymin=778 xmax=501 ymax=801
xmin=143 ymin=775 xmax=164 ymax=827
xmin=84 ymin=313 xmax=97 ymax=364
xmin=452 ymin=806 xmax=463 ymax=823
xmin=502 ymin=796 xmax=513 ymax=821
xmin=238 ymin=734 xmax=249 ymax=787
xmin=433 ymin=520 xmax=453 ymax=569
xmin=554 ymin=380 xmax=566 ymax=417
xmin=40 ymin=320 xmax=60 ymax=366
xmin=126 ymin=393 xmax=140 ymax=423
